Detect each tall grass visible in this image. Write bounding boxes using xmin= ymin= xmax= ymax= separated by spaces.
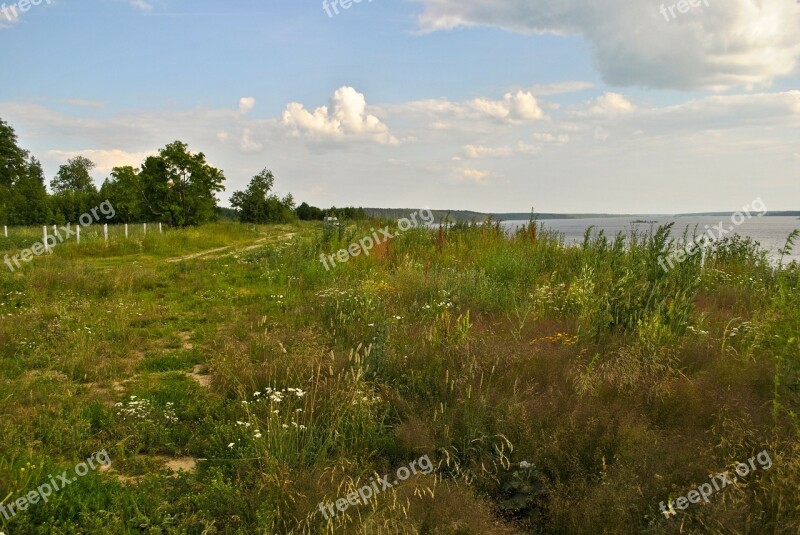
xmin=0 ymin=220 xmax=798 ymax=534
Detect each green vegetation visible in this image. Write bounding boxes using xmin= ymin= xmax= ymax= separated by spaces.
xmin=0 ymin=117 xmax=368 ymax=229
xmin=230 ymin=169 xmax=296 ymax=224
xmin=0 ymin=220 xmax=798 ymax=534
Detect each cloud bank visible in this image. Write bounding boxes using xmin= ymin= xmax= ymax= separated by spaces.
xmin=415 ymin=0 xmax=800 ymax=90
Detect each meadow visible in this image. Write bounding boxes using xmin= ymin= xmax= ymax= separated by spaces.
xmin=0 ymin=218 xmax=798 ymax=534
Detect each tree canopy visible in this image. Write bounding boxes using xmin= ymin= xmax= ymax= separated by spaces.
xmin=230 ymin=169 xmax=296 ymax=224
xmin=138 ymin=141 xmax=226 ymax=227
xmin=0 ymin=116 xmax=366 ymax=228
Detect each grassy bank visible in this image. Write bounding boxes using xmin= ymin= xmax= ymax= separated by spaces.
xmin=0 ymin=220 xmax=798 ymax=534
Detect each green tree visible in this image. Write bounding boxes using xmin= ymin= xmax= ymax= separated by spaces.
xmin=49 ymin=156 xmax=99 ymax=223
xmin=230 ymin=169 xmax=296 ymax=224
xmin=9 ymin=156 xmax=51 ymax=225
xmin=100 ymin=166 xmax=145 ymax=223
xmin=0 ymin=119 xmax=26 ymax=186
xmin=296 ymin=202 xmax=325 ymax=221
xmin=139 ymin=141 xmax=226 ymax=226
xmin=50 ymin=156 xmax=97 ymax=193
xmin=0 ymin=118 xmax=31 ymax=224
xmin=0 ymin=118 xmax=52 ymax=225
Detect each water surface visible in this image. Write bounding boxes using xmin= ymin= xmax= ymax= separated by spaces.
xmin=500 ymin=216 xmax=800 ymax=264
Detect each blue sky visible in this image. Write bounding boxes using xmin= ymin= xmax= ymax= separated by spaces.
xmin=1 ymin=0 xmax=799 ymax=213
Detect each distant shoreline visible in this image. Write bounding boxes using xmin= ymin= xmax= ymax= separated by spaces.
xmin=363 ymin=208 xmax=800 ymax=223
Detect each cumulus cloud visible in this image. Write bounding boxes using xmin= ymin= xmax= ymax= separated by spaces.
xmin=4 ymin=86 xmax=799 ymax=211
xmin=469 ymin=90 xmax=544 ymax=122
xmin=281 ymin=86 xmax=399 ymax=145
xmin=377 ymin=89 xmax=546 ymax=132
xmin=415 ymin=0 xmax=800 ymax=90
xmin=239 ymin=97 xmax=256 ymax=114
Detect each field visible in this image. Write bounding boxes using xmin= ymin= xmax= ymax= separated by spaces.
xmin=0 ymin=220 xmax=798 ymax=534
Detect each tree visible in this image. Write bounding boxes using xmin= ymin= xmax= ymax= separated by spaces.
xmin=0 ymin=119 xmax=52 ymax=225
xmin=9 ymin=156 xmax=51 ymax=225
xmin=0 ymin=118 xmax=30 ymax=224
xmin=49 ymin=156 xmax=99 ymax=223
xmin=230 ymin=169 xmax=296 ymax=224
xmin=50 ymin=156 xmax=97 ymax=193
xmin=296 ymin=202 xmax=325 ymax=221
xmin=100 ymin=166 xmax=145 ymax=223
xmin=139 ymin=141 xmax=226 ymax=227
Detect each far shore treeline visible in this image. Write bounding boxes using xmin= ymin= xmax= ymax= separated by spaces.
xmin=0 ymin=118 xmax=365 ymax=227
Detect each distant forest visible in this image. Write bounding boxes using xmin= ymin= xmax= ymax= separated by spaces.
xmin=0 ymin=118 xmax=364 ymax=227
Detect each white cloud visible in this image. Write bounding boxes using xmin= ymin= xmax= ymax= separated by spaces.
xmin=469 ymin=91 xmax=544 ymax=122
xmin=416 ymin=0 xmax=800 ymax=91
xmin=239 ymin=129 xmax=263 ymax=153
xmin=463 ymin=139 xmax=563 ymax=159
xmin=46 ymin=149 xmax=158 ymax=175
xmin=463 ymin=144 xmax=514 ymax=159
xmin=238 ymin=97 xmax=256 ymax=114
xmin=3 ymin=87 xmax=799 ymax=212
xmin=452 ymin=167 xmax=492 ymax=185
xmin=130 ymin=0 xmax=153 ymax=11
xmin=570 ymin=91 xmax=800 ymax=133
xmin=377 ymin=89 xmax=546 ymax=133
xmin=574 ymin=92 xmax=635 ymax=118
xmin=281 ymin=86 xmax=399 ymax=145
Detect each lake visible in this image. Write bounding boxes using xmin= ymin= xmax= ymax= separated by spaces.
xmin=500 ymin=216 xmax=800 ymax=264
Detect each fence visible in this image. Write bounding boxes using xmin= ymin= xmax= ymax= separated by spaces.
xmin=0 ymin=223 xmax=165 ymax=251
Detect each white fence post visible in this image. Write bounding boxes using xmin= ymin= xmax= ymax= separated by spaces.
xmin=104 ymin=224 xmax=108 ymax=242
xmin=144 ymin=223 xmax=147 ymax=236
xmin=43 ymin=226 xmax=49 ymax=253
xmin=159 ymin=222 xmax=162 ymax=234
xmin=76 ymin=226 xmax=80 ymax=244
xmin=125 ymin=223 xmax=128 ymax=238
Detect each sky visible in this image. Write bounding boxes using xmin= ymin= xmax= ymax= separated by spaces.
xmin=1 ymin=0 xmax=799 ymax=214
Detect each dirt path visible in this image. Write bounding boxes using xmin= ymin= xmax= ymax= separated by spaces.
xmin=166 ymin=245 xmax=234 ymax=263
xmin=166 ymin=233 xmax=297 ymax=263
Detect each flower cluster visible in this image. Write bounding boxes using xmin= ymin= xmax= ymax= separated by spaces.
xmin=530 ymin=283 xmax=569 ymax=315
xmin=248 ymin=387 xmax=306 ymax=404
xmin=229 ymin=387 xmax=309 ymax=450
xmin=115 ymin=396 xmax=178 ymax=424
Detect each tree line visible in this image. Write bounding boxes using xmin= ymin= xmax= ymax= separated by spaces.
xmin=0 ymin=118 xmax=364 ymax=227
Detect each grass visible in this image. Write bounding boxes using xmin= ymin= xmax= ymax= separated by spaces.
xmin=0 ymin=219 xmax=798 ymax=534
